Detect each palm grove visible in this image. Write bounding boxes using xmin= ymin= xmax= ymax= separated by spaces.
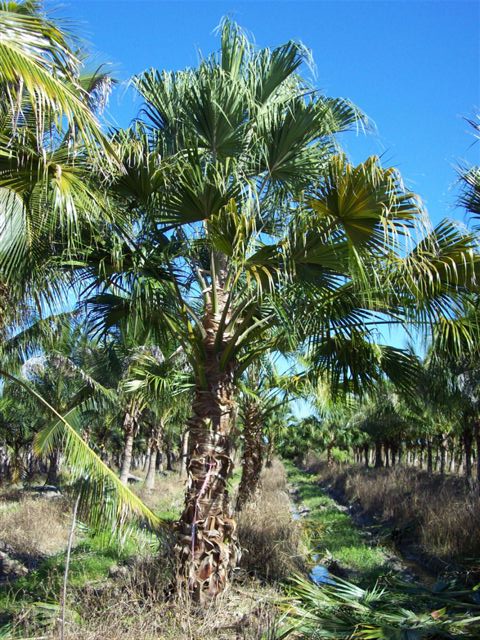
xmin=1 ymin=0 xmax=479 ymax=603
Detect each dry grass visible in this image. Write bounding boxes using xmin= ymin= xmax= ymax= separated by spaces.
xmin=134 ymin=471 xmax=185 ymax=517
xmin=70 ymin=577 xmax=276 ymax=640
xmin=312 ymin=461 xmax=480 ymax=559
xmin=10 ymin=555 xmax=279 ymax=640
xmin=3 ymin=467 xmax=284 ymax=639
xmin=236 ymin=459 xmax=306 ymax=582
xmin=0 ymin=490 xmax=70 ymax=557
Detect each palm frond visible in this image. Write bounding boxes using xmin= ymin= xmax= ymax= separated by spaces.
xmin=0 ymin=368 xmax=163 ymax=534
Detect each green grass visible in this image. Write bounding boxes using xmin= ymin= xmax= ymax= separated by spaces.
xmin=156 ymin=505 xmax=181 ymax=521
xmin=0 ymin=525 xmax=160 ymax=633
xmin=285 ymin=464 xmax=388 ymax=582
xmin=281 ymin=464 xmax=480 ymax=639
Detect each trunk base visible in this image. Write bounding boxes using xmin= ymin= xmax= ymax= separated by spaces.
xmin=175 ymin=425 xmax=240 ymax=602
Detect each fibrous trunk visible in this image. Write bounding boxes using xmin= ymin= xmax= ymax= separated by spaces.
xmin=175 ymin=324 xmax=239 ymax=601
xmin=236 ymin=399 xmax=263 ymax=511
xmin=327 ymin=443 xmax=333 ymax=466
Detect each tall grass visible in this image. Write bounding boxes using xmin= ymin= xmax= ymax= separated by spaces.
xmin=237 ymin=459 xmax=306 ymax=582
xmin=312 ymin=461 xmax=480 ymax=559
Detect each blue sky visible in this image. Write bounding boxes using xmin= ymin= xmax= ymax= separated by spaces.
xmin=58 ymin=0 xmax=480 ymax=229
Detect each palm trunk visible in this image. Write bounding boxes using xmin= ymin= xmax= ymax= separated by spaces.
xmin=419 ymin=440 xmax=425 ymax=469
xmin=439 ymin=435 xmax=446 ymax=475
xmin=143 ymin=447 xmax=151 ymax=472
xmin=145 ymin=449 xmax=157 ymax=492
xmin=180 ymin=428 xmax=189 ymax=476
xmin=427 ymin=440 xmax=433 ymax=474
xmin=176 ymin=274 xmax=239 ymax=601
xmin=166 ymin=444 xmax=174 ymax=471
xmin=176 ymin=361 xmax=237 ymax=601
xmin=326 ymin=443 xmax=334 ymax=466
xmin=145 ymin=421 xmax=164 ymax=492
xmin=374 ymin=442 xmax=383 ymax=468
xmin=397 ymin=443 xmax=403 ymax=465
xmin=448 ymin=441 xmax=455 ymax=473
xmin=474 ymin=420 xmax=480 ymax=491
xmin=464 ymin=422 xmax=473 ymax=488
xmin=119 ymin=407 xmax=138 ymax=485
xmin=265 ymin=435 xmax=275 ymax=467
xmin=390 ymin=444 xmax=397 ymax=467
xmin=46 ymin=450 xmax=59 ymax=486
xmin=236 ymin=399 xmax=263 ymax=511
xmin=363 ymin=444 xmax=369 ymax=469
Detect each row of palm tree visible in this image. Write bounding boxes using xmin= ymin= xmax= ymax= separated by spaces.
xmin=1 ymin=1 xmax=479 ymax=602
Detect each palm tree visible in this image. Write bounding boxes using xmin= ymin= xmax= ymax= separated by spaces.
xmin=235 ymin=360 xmax=290 ymax=510
xmin=77 ymin=21 xmax=480 ymax=599
xmin=80 ymin=20 xmax=371 ymax=600
xmin=124 ymin=346 xmax=192 ymax=490
xmin=349 ymin=385 xmax=410 ymax=468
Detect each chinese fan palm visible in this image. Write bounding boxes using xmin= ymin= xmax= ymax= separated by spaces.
xmin=79 ymin=21 xmax=479 ymax=599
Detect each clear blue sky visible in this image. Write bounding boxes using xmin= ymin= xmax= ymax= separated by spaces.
xmin=57 ymin=0 xmax=480 ymax=228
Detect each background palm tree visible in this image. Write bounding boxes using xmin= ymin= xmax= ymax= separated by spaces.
xmin=235 ymin=359 xmax=291 ymax=510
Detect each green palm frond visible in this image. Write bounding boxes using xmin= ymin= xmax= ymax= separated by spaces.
xmin=0 ymin=369 xmax=162 ymax=534
xmin=306 ymin=155 xmax=420 ymax=253
xmin=0 ymin=2 xmax=110 ymax=150
xmin=123 ymin=349 xmax=192 ymax=411
xmin=34 ymin=404 xmax=163 ymax=535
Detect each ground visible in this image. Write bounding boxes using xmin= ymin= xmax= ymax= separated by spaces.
xmin=1 ymin=460 xmax=479 ymax=638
